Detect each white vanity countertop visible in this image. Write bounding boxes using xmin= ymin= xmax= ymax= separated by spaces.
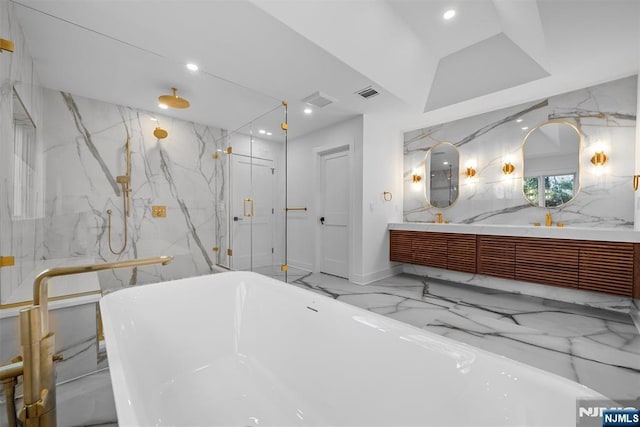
xmin=388 ymin=222 xmax=640 ymax=243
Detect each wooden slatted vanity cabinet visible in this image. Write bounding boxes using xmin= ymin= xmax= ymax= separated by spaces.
xmin=389 ymin=225 xmax=640 ymax=298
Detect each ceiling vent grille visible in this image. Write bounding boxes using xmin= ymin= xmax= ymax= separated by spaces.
xmin=356 ymin=86 xmax=379 ymax=99
xmin=301 ymin=91 xmax=337 ymax=108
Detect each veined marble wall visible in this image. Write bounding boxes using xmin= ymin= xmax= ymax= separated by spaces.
xmin=42 ymin=89 xmax=229 ymax=290
xmin=404 ymin=76 xmax=637 ymax=228
xmin=0 ymin=0 xmax=45 ymax=303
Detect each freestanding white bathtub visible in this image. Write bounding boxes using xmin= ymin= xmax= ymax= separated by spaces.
xmin=100 ymin=271 xmax=603 ymax=426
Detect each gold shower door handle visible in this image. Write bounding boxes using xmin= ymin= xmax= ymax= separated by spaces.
xmin=243 ymin=198 xmax=254 ymax=217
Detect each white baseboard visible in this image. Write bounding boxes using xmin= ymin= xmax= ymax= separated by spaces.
xmin=350 ymin=264 xmax=403 ymax=285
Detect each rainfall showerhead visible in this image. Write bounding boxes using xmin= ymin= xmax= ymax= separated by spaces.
xmin=153 ymin=126 xmax=168 ymax=139
xmin=158 ymin=87 xmax=190 ymax=109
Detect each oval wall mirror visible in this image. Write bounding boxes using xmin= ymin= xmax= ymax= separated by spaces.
xmin=424 ymin=142 xmax=459 ymax=208
xmin=522 ymin=120 xmax=581 ymax=208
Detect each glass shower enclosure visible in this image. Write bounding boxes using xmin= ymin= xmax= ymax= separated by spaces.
xmin=214 ymin=102 xmax=290 ymax=282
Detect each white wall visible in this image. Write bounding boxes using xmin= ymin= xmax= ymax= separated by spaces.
xmin=356 ymin=114 xmax=404 ymax=284
xmin=287 ymin=116 xmax=363 ymax=277
xmin=286 ymin=113 xmax=404 ymax=285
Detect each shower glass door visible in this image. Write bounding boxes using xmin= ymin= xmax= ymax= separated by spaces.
xmin=217 ymin=104 xmax=288 ymax=281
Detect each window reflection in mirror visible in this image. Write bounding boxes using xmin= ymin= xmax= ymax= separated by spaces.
xmin=522 ymin=121 xmax=581 ymax=208
xmin=424 ymin=142 xmax=459 ymax=208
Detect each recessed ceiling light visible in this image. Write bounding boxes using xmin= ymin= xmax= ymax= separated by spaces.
xmin=304 ymin=108 xmax=312 ymax=114
xmin=266 ymin=132 xmax=272 ymax=136
xmin=186 ymin=63 xmax=199 ymax=71
xmin=443 ymin=9 xmax=456 ymax=20
xmin=516 ymin=119 xmax=523 ymax=123
xmin=158 ymin=103 xmax=168 ymax=109
xmin=259 ymin=129 xmax=266 ymax=134
xmin=522 ymin=126 xmax=529 ymax=130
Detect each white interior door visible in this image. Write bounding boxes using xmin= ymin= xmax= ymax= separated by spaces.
xmin=320 ymin=149 xmax=349 ymax=278
xmin=230 ymin=155 xmax=274 ymax=271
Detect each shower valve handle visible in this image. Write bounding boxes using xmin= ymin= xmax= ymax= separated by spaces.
xmin=320 ymin=216 xmax=325 ymax=225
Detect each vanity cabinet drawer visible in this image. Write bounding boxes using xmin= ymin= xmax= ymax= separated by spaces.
xmin=477 ymin=236 xmax=516 ymax=279
xmin=412 ymin=233 xmax=447 ymax=268
xmin=515 ymin=239 xmax=579 ymax=288
xmin=389 ymin=230 xmax=474 ymax=270
xmin=579 ymin=242 xmax=634 ymax=296
xmin=446 ymin=234 xmax=477 ymax=273
xmin=389 ymin=231 xmax=414 ymax=263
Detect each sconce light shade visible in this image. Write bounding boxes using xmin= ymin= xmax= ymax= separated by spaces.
xmin=465 ymin=166 xmax=476 ymax=178
xmin=502 ymin=162 xmax=515 ymax=175
xmin=590 ymin=151 xmax=607 ymax=166
xmin=412 ymin=174 xmax=422 ymax=183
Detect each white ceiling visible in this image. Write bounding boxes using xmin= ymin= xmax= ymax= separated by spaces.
xmin=12 ymin=0 xmax=640 ymax=139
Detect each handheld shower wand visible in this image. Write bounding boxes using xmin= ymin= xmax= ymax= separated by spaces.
xmin=107 ymin=137 xmax=131 ymax=254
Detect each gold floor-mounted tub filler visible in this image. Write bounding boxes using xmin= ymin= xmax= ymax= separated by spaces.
xmin=0 ymin=256 xmax=173 ymax=427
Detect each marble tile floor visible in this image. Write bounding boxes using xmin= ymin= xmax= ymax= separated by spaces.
xmin=290 ymin=272 xmax=640 ymax=401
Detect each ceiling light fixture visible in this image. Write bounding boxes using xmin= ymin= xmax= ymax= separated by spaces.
xmin=186 ymin=63 xmax=199 ymax=71
xmin=443 ymin=9 xmax=456 ymax=20
xmin=158 ymin=87 xmax=190 ymax=109
xmin=304 ymin=108 xmax=312 ymax=114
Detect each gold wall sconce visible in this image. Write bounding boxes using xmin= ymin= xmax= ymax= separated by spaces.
xmin=590 ymin=151 xmax=608 ymax=166
xmin=465 ymin=166 xmax=476 ymax=178
xmin=634 ymin=175 xmax=640 ymax=191
xmin=0 ymin=38 xmax=14 ymax=53
xmin=412 ymin=173 xmax=422 ymax=183
xmin=502 ymin=162 xmax=515 ymax=175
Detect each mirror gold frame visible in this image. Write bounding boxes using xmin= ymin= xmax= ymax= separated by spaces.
xmin=424 ymin=141 xmax=460 ymax=209
xmin=521 ymin=120 xmax=582 ymax=208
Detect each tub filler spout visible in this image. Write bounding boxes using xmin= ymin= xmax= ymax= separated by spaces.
xmin=15 ymin=256 xmax=173 ymax=427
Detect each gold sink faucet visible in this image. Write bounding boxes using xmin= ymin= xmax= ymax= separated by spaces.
xmin=545 ymin=212 xmax=552 ymax=227
xmin=436 ymin=213 xmax=443 ymax=224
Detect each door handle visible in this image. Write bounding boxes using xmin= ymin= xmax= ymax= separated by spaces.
xmin=243 ymin=198 xmax=254 ymax=217
xmin=320 ymin=216 xmax=325 ymax=225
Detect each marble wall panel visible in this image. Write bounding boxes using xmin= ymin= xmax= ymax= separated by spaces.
xmin=42 ymin=89 xmax=229 ymax=290
xmin=404 ymin=76 xmax=637 ymax=228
